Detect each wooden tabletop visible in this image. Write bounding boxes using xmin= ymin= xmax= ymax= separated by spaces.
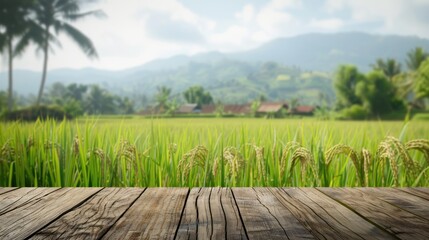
xmin=0 ymin=187 xmax=428 ymax=239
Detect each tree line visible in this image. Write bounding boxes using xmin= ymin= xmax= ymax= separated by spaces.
xmin=334 ymin=47 xmax=429 ymax=119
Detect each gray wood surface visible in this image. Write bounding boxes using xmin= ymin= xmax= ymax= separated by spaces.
xmin=282 ymin=188 xmax=393 ymax=239
xmin=102 ymin=188 xmax=188 ymax=239
xmin=0 ymin=188 xmax=101 ymax=240
xmin=0 ymin=188 xmax=18 ymax=195
xmin=30 ymin=188 xmax=144 ymax=240
xmin=177 ymin=187 xmax=247 ymax=239
xmin=358 ymin=188 xmax=429 ymax=221
xmin=0 ymin=187 xmax=428 ymax=240
xmin=319 ymin=187 xmax=429 ymax=240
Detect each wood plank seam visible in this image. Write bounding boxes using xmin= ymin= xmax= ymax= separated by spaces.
xmin=0 ymin=188 xmax=19 ymax=196
xmin=314 ymin=188 xmax=401 ymax=240
xmin=0 ymin=188 xmax=61 ymax=216
xmin=397 ymin=188 xmax=429 ymax=201
xmin=253 ymin=188 xmax=290 ymax=238
xmin=230 ymin=188 xmax=250 ymax=240
xmin=355 ymin=188 xmax=429 ymax=222
xmin=219 ymin=189 xmax=229 ymax=240
xmin=280 ymin=188 xmax=345 ymax=238
xmin=25 ymin=187 xmax=104 ymax=239
xmin=173 ymin=187 xmax=192 ymax=239
xmin=96 ymin=188 xmax=148 ymax=239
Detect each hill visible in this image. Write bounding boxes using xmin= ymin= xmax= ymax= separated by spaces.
xmin=1 ymin=32 xmax=429 ymax=105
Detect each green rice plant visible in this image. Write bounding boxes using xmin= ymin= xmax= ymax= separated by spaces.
xmin=177 ymin=145 xmax=208 ymax=186
xmin=325 ymin=144 xmax=363 ymax=186
xmin=0 ymin=118 xmax=428 ymax=187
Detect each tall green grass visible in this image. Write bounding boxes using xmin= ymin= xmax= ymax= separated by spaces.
xmin=1 ymin=118 xmax=428 ymax=187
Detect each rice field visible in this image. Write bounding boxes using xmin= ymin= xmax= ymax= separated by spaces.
xmin=1 ymin=118 xmax=428 ymax=187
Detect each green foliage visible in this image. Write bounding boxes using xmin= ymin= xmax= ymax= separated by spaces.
xmin=415 ymin=59 xmax=429 ymax=99
xmin=356 ymin=71 xmax=397 ymax=115
xmin=3 ymin=105 xmax=70 ymax=121
xmin=0 ymin=118 xmax=428 ymax=187
xmin=155 ymin=86 xmax=172 ymax=112
xmin=334 ymin=65 xmax=364 ymax=109
xmin=183 ymin=85 xmax=213 ymax=107
xmin=407 ymin=47 xmax=429 ymax=71
xmin=340 ymin=105 xmax=369 ymax=120
xmin=371 ymin=58 xmax=401 ymax=79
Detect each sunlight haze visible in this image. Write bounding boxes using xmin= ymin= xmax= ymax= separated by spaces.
xmin=4 ymin=0 xmax=429 ymax=72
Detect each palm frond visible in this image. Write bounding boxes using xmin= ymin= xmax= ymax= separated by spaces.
xmin=61 ymin=22 xmax=98 ymax=58
xmin=64 ymin=9 xmax=106 ymax=22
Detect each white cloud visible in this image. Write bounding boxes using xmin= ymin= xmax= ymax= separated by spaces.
xmin=235 ymin=4 xmax=255 ymax=23
xmin=323 ymin=0 xmax=429 ymax=38
xmin=310 ymin=18 xmax=344 ymax=30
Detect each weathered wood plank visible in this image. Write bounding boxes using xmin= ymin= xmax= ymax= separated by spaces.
xmin=102 ymin=188 xmax=188 ymax=239
xmin=233 ymin=187 xmax=312 ymax=239
xmin=0 ymin=188 xmax=59 ymax=216
xmin=280 ymin=188 xmax=393 ymax=240
xmin=0 ymin=188 xmax=18 ymax=195
xmin=177 ymin=188 xmax=247 ymax=239
xmin=319 ymin=188 xmax=429 ymax=239
xmin=414 ymin=187 xmax=429 ymax=194
xmin=0 ymin=188 xmax=101 ymax=240
xmin=358 ymin=188 xmax=429 ymax=221
xmin=253 ymin=188 xmax=315 ymax=239
xmin=399 ymin=188 xmax=429 ymax=201
xmin=30 ymin=188 xmax=144 ymax=240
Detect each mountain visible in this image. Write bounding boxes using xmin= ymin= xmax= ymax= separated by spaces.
xmin=1 ymin=32 xmax=429 ymax=104
xmin=231 ymin=32 xmax=429 ymax=71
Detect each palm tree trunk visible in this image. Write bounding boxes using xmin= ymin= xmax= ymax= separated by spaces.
xmin=7 ymin=36 xmax=13 ymax=112
xmin=36 ymin=29 xmax=49 ymax=106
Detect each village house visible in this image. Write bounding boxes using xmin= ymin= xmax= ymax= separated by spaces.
xmin=291 ymin=105 xmax=317 ymax=116
xmin=257 ymin=102 xmax=289 ymax=118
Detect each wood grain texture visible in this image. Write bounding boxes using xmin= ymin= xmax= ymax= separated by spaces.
xmin=0 ymin=188 xmax=18 ymax=195
xmin=30 ymin=188 xmax=144 ymax=240
xmin=319 ymin=188 xmax=429 ymax=240
xmin=280 ymin=188 xmax=393 ymax=240
xmin=102 ymin=188 xmax=188 ymax=239
xmin=0 ymin=188 xmax=59 ymax=215
xmin=177 ymin=187 xmax=247 ymax=240
xmin=399 ymin=188 xmax=429 ymax=201
xmin=233 ymin=187 xmax=313 ymax=239
xmin=358 ymin=188 xmax=429 ymax=220
xmin=0 ymin=188 xmax=101 ymax=240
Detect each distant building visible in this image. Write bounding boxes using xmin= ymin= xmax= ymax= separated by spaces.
xmin=291 ymin=105 xmax=316 ymax=116
xmin=257 ymin=102 xmax=289 ymax=117
xmin=176 ymin=104 xmax=199 ymax=114
xmin=201 ymin=104 xmax=251 ymax=115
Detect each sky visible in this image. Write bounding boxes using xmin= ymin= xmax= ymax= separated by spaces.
xmin=3 ymin=0 xmax=429 ymax=72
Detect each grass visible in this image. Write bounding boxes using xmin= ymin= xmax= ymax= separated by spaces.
xmin=0 ymin=117 xmax=428 ymax=187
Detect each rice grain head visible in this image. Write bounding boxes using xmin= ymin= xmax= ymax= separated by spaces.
xmin=325 ymin=144 xmax=363 ymax=186
xmin=178 ymin=145 xmax=208 ymax=182
xmin=405 ymin=139 xmax=429 ymax=165
xmin=361 ymin=148 xmax=371 ymax=187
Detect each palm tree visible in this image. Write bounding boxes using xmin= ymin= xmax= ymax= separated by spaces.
xmin=371 ymin=58 xmax=401 ymax=81
xmin=0 ymin=0 xmax=34 ymax=111
xmin=406 ymin=47 xmax=428 ymax=71
xmin=155 ymin=86 xmax=172 ymax=112
xmin=18 ymin=0 xmax=104 ymax=106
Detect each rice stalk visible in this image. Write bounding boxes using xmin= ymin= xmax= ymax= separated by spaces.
xmin=362 ymin=148 xmax=371 ymax=187
xmin=178 ymin=145 xmax=208 ymax=183
xmin=405 ymin=139 xmax=429 ymax=164
xmin=325 ymin=144 xmax=363 ymax=186
xmin=291 ymin=147 xmax=319 ymax=186
xmin=223 ymin=147 xmax=245 ymax=182
xmin=280 ymin=141 xmax=300 ymax=178
xmin=250 ymin=144 xmax=266 ymax=183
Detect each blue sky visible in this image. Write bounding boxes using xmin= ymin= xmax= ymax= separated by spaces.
xmin=5 ymin=0 xmax=429 ymax=71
